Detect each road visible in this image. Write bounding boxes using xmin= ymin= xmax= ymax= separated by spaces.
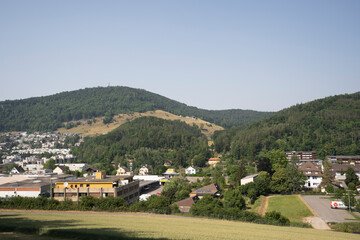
xmin=301 ymin=195 xmax=356 ymax=223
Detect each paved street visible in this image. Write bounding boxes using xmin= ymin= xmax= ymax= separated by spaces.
xmin=301 ymin=195 xmax=356 ymax=223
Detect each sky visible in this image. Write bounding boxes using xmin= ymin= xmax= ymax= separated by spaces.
xmin=0 ymin=1 xmax=359 ymax=112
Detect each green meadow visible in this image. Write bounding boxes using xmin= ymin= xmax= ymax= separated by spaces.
xmin=267 ymin=195 xmax=314 ymax=224
xmin=0 ymin=210 xmax=358 ymax=240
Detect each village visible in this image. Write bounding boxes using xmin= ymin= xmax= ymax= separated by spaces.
xmin=1 ymin=132 xmax=360 ymax=225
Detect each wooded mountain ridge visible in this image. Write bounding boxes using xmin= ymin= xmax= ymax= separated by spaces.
xmin=0 ymin=86 xmax=273 ymax=132
xmin=213 ymin=92 xmax=360 ymax=160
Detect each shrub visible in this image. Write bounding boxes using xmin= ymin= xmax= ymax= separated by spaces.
xmin=264 ymin=211 xmax=290 ymax=225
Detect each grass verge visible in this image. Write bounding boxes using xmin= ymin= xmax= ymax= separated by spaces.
xmin=267 ymin=195 xmax=313 ymax=224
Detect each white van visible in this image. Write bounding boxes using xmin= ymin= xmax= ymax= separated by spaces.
xmin=331 ymin=201 xmax=347 ymax=209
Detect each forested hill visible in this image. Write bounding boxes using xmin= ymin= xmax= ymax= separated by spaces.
xmin=71 ymin=117 xmax=210 ymax=170
xmin=0 ymin=86 xmax=272 ymax=132
xmin=214 ymin=92 xmax=360 ymax=160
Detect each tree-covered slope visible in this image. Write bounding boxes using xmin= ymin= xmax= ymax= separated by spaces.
xmin=0 ymin=86 xmax=272 ymax=132
xmin=214 ymin=92 xmax=360 ymax=159
xmin=71 ymin=117 xmax=210 ymax=169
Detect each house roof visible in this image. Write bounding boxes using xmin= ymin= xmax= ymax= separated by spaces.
xmin=208 ymin=158 xmax=220 ymax=161
xmin=12 ymin=166 xmax=25 ymax=173
xmin=298 ymin=161 xmax=322 ymax=172
xmin=55 ymin=166 xmax=67 ymax=171
xmin=332 ymin=164 xmax=360 ymax=172
xmin=191 ymin=183 xmax=220 ymax=196
xmin=118 ymin=166 xmax=129 ymax=172
xmin=241 ymin=174 xmax=259 ymax=181
xmin=0 ymin=177 xmax=50 ymax=188
xmin=85 ymin=166 xmax=98 ymax=172
xmin=175 ymin=196 xmax=198 ymax=207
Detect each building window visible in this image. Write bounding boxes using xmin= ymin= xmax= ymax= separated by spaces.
xmin=79 ymin=193 xmax=87 ymax=197
xmin=75 ymin=185 xmax=77 ymax=188
xmin=103 ymin=193 xmax=109 ymax=197
xmin=86 ymin=184 xmax=90 ymax=187
xmin=58 ymin=193 xmax=64 ymax=197
xmin=70 ymin=185 xmax=73 ymax=188
xmin=313 ymin=176 xmax=318 ymax=180
xmin=80 ymin=184 xmax=83 ymax=187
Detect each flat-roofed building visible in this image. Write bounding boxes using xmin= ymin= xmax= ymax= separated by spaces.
xmin=240 ymin=174 xmax=259 ymax=185
xmin=0 ymin=177 xmax=50 ymax=198
xmin=286 ymin=151 xmax=317 ymax=161
xmin=328 ymin=156 xmax=360 ymax=164
xmin=53 ymin=171 xmax=139 ymax=204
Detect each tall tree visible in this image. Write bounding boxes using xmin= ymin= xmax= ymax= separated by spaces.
xmin=286 ymin=156 xmax=306 ymax=193
xmin=345 ymin=167 xmax=359 ymax=186
xmin=321 ymin=159 xmax=334 ymax=187
xmin=257 ymin=157 xmax=273 ymax=175
xmin=255 ymin=171 xmax=271 ymax=195
xmin=265 ymin=150 xmax=287 ymax=171
xmin=224 ymin=189 xmax=246 ymax=210
xmin=231 ymin=160 xmax=247 ymax=186
xmin=270 ymin=168 xmax=290 ymax=193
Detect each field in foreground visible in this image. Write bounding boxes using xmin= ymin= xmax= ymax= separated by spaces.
xmin=0 ymin=210 xmax=358 ymax=240
xmin=267 ymin=195 xmax=314 ymax=224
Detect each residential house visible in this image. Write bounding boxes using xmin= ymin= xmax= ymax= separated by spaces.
xmin=208 ymin=158 xmax=221 ymax=167
xmin=298 ymin=161 xmax=322 ymax=189
xmin=139 ymin=166 xmax=151 ymax=176
xmin=53 ymin=166 xmax=68 ymax=175
xmin=53 ymin=171 xmax=139 ymax=204
xmin=84 ymin=166 xmax=98 ymax=176
xmin=10 ymin=166 xmax=25 ymax=174
xmin=117 ymin=166 xmax=132 ymax=175
xmin=332 ymin=164 xmax=360 ymax=181
xmin=174 ymin=196 xmax=199 ymax=213
xmin=240 ymin=174 xmax=259 ymax=185
xmin=185 ymin=166 xmax=199 ymax=175
xmin=190 ymin=183 xmax=221 ymax=199
xmin=164 ymin=160 xmax=173 ymax=167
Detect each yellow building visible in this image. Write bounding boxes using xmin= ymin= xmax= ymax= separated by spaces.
xmin=53 ymin=171 xmax=139 ymax=204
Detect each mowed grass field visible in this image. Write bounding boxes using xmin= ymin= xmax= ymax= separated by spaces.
xmin=267 ymin=195 xmax=314 ymax=224
xmin=0 ymin=211 xmax=358 ymax=240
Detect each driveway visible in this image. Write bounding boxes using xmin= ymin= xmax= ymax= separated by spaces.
xmin=301 ymin=195 xmax=357 ymax=223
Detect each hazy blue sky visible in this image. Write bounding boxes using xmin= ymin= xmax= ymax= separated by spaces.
xmin=1 ymin=1 xmax=359 ymax=111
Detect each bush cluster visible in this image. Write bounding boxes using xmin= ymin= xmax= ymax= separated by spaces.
xmin=0 ymin=196 xmax=126 ymax=212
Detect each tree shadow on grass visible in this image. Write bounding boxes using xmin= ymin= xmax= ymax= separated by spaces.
xmin=0 ymin=214 xmax=173 ymax=240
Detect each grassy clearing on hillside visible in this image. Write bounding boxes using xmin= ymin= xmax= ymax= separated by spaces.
xmin=0 ymin=211 xmax=358 ymax=240
xmin=57 ymin=110 xmax=223 ymax=139
xmin=267 ymin=195 xmax=313 ymax=224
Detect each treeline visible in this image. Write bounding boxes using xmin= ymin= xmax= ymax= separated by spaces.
xmin=214 ymin=92 xmax=360 ymax=160
xmin=0 ymin=196 xmax=126 ymax=211
xmin=71 ymin=117 xmax=210 ymax=170
xmin=0 ymin=195 xmax=293 ymax=227
xmin=0 ymin=86 xmax=272 ymax=132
